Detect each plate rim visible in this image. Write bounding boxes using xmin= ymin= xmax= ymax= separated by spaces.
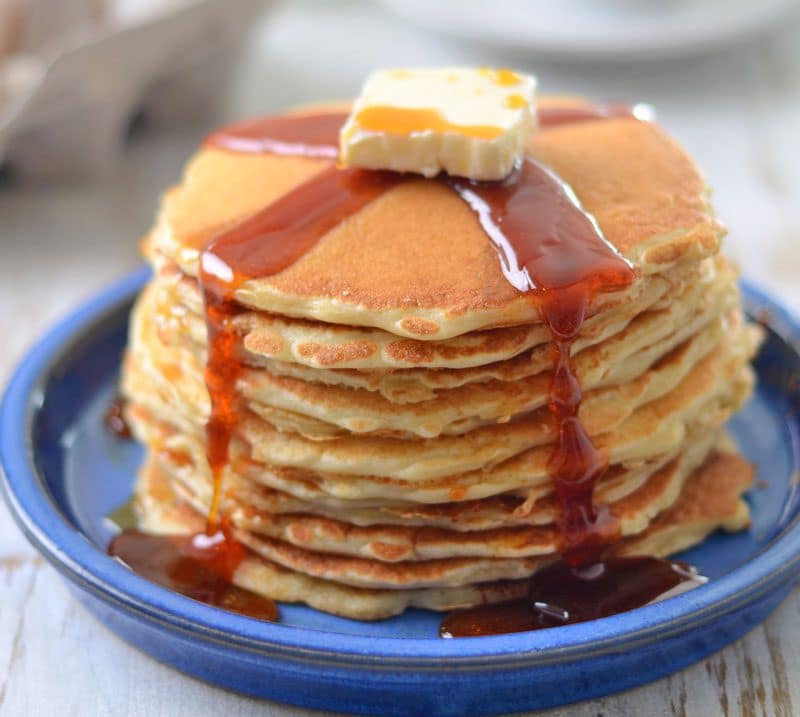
xmin=2 ymin=267 xmax=800 ymax=668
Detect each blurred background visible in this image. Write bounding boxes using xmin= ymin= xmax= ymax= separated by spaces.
xmin=1 ymin=0 xmax=799 ymax=335
xmin=0 ymin=1 xmax=799 ymax=713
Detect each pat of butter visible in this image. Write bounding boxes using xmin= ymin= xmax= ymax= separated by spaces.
xmin=339 ymin=67 xmax=537 ymax=181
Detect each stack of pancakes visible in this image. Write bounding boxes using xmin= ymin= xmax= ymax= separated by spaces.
xmin=122 ymin=101 xmax=762 ymax=619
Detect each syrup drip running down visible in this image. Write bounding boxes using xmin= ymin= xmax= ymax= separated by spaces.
xmin=444 ymin=159 xmax=635 ymax=561
xmin=188 ymin=119 xmax=398 ymax=620
xmin=110 ymin=101 xmax=706 ymax=629
xmin=103 ymin=292 xmax=273 ymax=617
xmin=108 ymin=114 xmax=397 ymax=622
xmin=200 ymin=163 xmax=403 ymax=530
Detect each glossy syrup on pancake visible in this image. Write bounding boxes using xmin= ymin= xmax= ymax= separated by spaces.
xmin=443 ymin=159 xmax=635 ymax=561
xmin=205 ymin=111 xmax=344 ymax=158
xmin=151 ymin=166 xmax=397 ymax=619
xmin=111 ymin=101 xmax=707 ymax=628
xmin=200 ymin=165 xmax=402 ymax=526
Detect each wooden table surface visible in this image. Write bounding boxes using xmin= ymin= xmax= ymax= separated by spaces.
xmin=1 ymin=2 xmax=800 ymax=715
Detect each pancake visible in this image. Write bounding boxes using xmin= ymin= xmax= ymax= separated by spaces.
xmin=147 ymin=99 xmax=723 ymax=340
xmin=146 ymin=253 xmax=733 ymax=393
xmin=126 ymin=373 xmax=746 ymax=509
xmin=156 ymin=440 xmax=714 ymax=581
xmin=117 ymin=93 xmax=763 ymax=621
xmin=139 ymin=301 xmax=732 ymax=440
xmin=123 ymin=314 xmax=758 ymax=483
xmin=149 ymin=428 xmax=717 ymax=565
xmin=247 ymin=261 xmax=735 ymax=400
xmin=135 ymin=447 xmax=754 ymax=619
xmin=148 ymin=253 xmax=704 ymax=371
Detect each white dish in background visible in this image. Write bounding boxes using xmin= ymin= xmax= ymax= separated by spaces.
xmin=378 ymin=0 xmax=798 ymax=60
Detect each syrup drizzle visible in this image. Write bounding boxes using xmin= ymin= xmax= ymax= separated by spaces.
xmin=199 ymin=164 xmax=403 ymax=530
xmin=444 ymin=160 xmax=635 ymax=561
xmin=108 ymin=115 xmax=399 ymax=622
xmin=112 ymin=101 xmax=705 ymax=630
xmin=205 ymin=111 xmax=344 ymax=158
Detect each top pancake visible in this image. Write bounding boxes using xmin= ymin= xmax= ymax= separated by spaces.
xmin=148 ymin=98 xmax=724 ymax=340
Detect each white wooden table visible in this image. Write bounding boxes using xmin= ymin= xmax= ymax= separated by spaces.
xmin=1 ymin=2 xmax=799 ymax=715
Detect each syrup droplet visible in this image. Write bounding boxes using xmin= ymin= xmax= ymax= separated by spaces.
xmin=105 ymin=394 xmax=132 ymax=439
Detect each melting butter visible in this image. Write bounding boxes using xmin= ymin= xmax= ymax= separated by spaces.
xmin=339 ymin=67 xmax=537 ymax=180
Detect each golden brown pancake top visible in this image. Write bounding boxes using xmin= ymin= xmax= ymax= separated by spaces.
xmin=153 ymin=99 xmax=723 ymax=324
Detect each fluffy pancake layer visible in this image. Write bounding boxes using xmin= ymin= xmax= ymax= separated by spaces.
xmin=136 ymin=448 xmax=754 ymax=619
xmin=121 ymin=101 xmax=762 ymax=619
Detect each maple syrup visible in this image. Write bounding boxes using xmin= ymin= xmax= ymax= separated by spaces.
xmin=109 ymin=521 xmax=277 ymax=621
xmin=440 ymin=557 xmax=706 ymax=638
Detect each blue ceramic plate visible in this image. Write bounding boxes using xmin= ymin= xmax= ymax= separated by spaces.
xmin=2 ymin=268 xmax=800 ymax=717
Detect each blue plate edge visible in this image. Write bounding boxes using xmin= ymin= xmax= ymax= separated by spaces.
xmin=1 ymin=268 xmax=800 ymax=668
